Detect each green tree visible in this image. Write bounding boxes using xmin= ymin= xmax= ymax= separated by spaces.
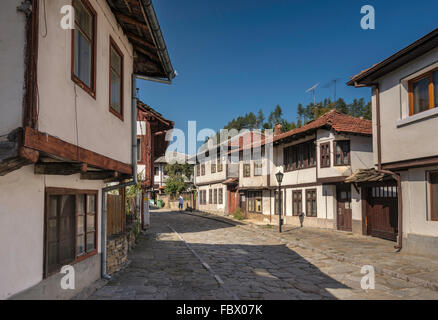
xmin=256 ymin=109 xmax=265 ymax=129
xmin=364 ymin=101 xmax=372 ymax=120
xmin=335 ymin=98 xmax=348 ymax=114
xmin=163 ymin=163 xmax=194 ymax=196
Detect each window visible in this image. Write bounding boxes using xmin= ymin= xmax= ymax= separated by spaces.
xmin=72 ymin=0 xmax=96 ymax=97
xmin=154 ymin=166 xmax=159 ymax=176
xmin=292 ymin=190 xmax=302 ymax=216
xmin=284 ymin=140 xmax=316 ymax=171
xmin=371 ymin=186 xmax=398 ymax=198
xmin=209 ymin=189 xmax=213 ymax=204
xmin=196 ymin=165 xmax=200 ymax=177
xmin=45 ymin=189 xmax=97 ymax=277
xmin=219 ymin=188 xmax=223 ymax=205
xmin=409 ymin=69 xmax=438 ymax=116
xmin=254 ymin=162 xmax=263 ymax=176
xmin=320 ymin=142 xmax=330 ymax=168
xmin=214 ymin=189 xmax=218 ymax=204
xmin=430 ymin=172 xmax=438 ymax=221
xmin=109 ymin=37 xmax=124 ymax=120
xmin=211 ymin=163 xmax=217 ymax=174
xmin=306 ymin=189 xmax=317 ymax=217
xmin=201 ymin=164 xmax=206 ymax=176
xmin=217 ymin=159 xmax=223 ymax=172
xmin=247 ymin=191 xmax=262 ymax=213
xmin=137 ymin=138 xmax=142 ymax=162
xmin=243 ymin=164 xmax=251 ymax=177
xmin=334 ymin=141 xmax=350 ymax=166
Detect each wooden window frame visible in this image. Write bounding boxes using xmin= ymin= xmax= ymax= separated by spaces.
xmin=44 ymin=188 xmax=98 ymax=278
xmin=284 ymin=140 xmax=316 ymax=172
xmin=305 ymin=189 xmax=317 ymax=217
xmin=219 ymin=188 xmax=223 ymax=205
xmin=408 ymin=68 xmax=438 ymax=116
xmin=211 ymin=163 xmax=217 ymax=174
xmin=320 ymin=142 xmax=331 ymax=168
xmin=292 ymin=190 xmax=302 ymax=216
xmin=136 ymin=136 xmax=143 ymax=163
xmin=243 ymin=163 xmax=251 ymax=177
xmin=209 ymin=189 xmax=213 ymax=204
xmin=214 ymin=189 xmax=218 ymax=205
xmin=109 ymin=36 xmax=124 ymax=121
xmin=201 ymin=164 xmax=206 ymax=176
xmin=334 ymin=140 xmax=351 ymax=166
xmin=247 ymin=191 xmax=262 ymax=214
xmin=254 ymin=161 xmax=263 ymax=176
xmin=71 ymin=0 xmax=97 ymax=99
xmin=196 ymin=165 xmax=200 ymax=177
xmin=430 ymin=171 xmax=438 ymax=221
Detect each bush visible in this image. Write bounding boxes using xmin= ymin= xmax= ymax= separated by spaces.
xmin=233 ymin=208 xmax=245 ymax=221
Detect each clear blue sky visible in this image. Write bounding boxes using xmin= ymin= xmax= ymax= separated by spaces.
xmin=138 ymin=0 xmax=438 ymax=142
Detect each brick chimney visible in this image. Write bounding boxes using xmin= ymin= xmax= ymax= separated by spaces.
xmin=274 ymin=123 xmax=283 ymax=136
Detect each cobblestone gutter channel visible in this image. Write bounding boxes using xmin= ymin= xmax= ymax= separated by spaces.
xmin=186 ymin=211 xmax=438 ymax=293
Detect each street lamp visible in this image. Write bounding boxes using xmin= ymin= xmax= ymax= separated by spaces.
xmin=275 ymin=171 xmax=284 ymax=233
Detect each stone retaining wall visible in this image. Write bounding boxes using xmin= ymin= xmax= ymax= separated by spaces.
xmin=106 ymin=227 xmax=136 ymax=275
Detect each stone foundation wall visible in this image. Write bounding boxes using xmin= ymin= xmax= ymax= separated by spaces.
xmin=106 ymin=227 xmax=136 ymax=275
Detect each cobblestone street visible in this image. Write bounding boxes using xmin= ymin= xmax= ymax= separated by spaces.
xmin=86 ymin=211 xmax=438 ymax=300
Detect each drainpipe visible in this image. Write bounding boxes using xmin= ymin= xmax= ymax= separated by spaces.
xmin=373 ymin=83 xmax=403 ymax=251
xmin=100 ymin=74 xmax=139 ymax=279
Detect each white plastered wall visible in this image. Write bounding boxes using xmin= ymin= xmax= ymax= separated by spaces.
xmin=0 ymin=166 xmax=104 ymax=300
xmin=0 ymin=0 xmax=27 ymax=136
xmin=36 ymin=0 xmax=133 ymax=164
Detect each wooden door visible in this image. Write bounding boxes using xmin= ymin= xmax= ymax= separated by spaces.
xmin=337 ymin=185 xmax=352 ymax=231
xmin=228 ymin=188 xmax=238 ymax=215
xmin=239 ymin=192 xmax=247 ymax=214
xmin=366 ymin=185 xmax=398 ymax=241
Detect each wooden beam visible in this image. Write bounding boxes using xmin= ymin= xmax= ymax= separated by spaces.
xmin=113 ymin=10 xmax=148 ymax=30
xmin=126 ymin=32 xmax=156 ymax=51
xmin=23 ymin=127 xmax=133 ymax=175
xmin=35 ymin=162 xmax=85 ymax=176
xmin=18 ymin=146 xmax=39 ymax=163
xmin=81 ymin=171 xmax=119 ymax=181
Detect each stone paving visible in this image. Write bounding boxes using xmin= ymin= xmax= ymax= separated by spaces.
xmin=85 ymin=210 xmax=438 ymax=300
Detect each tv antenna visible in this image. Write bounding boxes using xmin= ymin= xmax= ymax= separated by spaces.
xmin=322 ymin=78 xmax=342 ymax=102
xmin=306 ymin=83 xmax=319 ymax=106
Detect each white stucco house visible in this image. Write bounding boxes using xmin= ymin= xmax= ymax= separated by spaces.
xmin=0 ymin=0 xmax=174 ymax=300
xmin=348 ymin=27 xmax=438 ymax=257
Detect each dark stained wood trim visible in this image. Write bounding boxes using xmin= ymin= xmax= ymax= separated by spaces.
xmin=292 ymin=190 xmax=302 ymax=216
xmin=382 ymin=155 xmax=438 ymax=171
xmin=320 ymin=142 xmax=331 ymax=168
xmin=35 ymin=162 xmax=87 ymax=176
xmin=24 ymin=0 xmax=39 ymax=128
xmin=80 ymin=171 xmax=119 ymax=180
xmin=317 ymin=176 xmax=347 ymax=185
xmin=109 ymin=36 xmax=124 ymax=121
xmin=23 ymin=127 xmax=132 ymax=175
xmin=71 ymin=0 xmax=97 ymax=99
xmin=44 ymin=187 xmax=98 ymax=277
xmin=361 ymin=186 xmax=368 ymax=235
xmin=305 ymin=188 xmax=317 ymax=217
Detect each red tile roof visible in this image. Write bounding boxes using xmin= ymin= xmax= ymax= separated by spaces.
xmin=274 ymin=110 xmax=372 ymax=142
